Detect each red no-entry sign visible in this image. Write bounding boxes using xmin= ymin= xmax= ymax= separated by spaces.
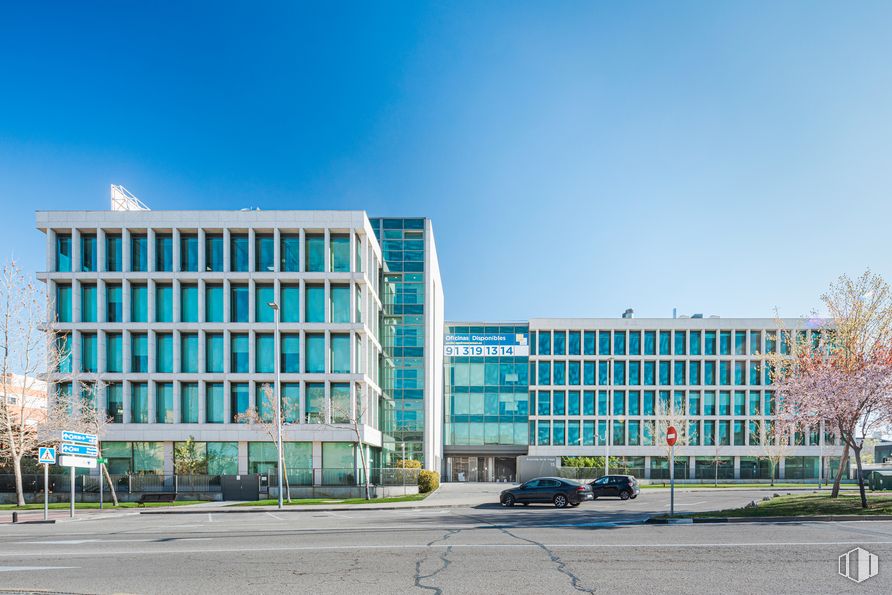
xmin=667 ymin=426 xmax=678 ymax=446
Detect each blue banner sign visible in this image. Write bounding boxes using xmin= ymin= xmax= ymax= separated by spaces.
xmin=60 ymin=443 xmax=99 ymax=457
xmin=444 ymin=333 xmax=529 ymax=357
xmin=61 ymin=430 xmax=98 ymax=446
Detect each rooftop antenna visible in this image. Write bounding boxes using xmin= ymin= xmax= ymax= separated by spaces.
xmin=110 ymin=184 xmax=150 ymax=211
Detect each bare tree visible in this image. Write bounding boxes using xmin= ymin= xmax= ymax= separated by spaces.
xmin=654 ymin=395 xmax=688 ymax=480
xmin=235 ymin=383 xmax=299 ymax=503
xmin=326 ymin=388 xmax=373 ymax=501
xmin=754 ymin=418 xmax=790 ymax=487
xmin=0 ymin=260 xmax=66 ymax=506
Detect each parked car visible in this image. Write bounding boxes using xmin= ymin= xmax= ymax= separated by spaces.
xmin=588 ymin=475 xmax=640 ymax=500
xmin=500 ymin=477 xmax=593 ymax=508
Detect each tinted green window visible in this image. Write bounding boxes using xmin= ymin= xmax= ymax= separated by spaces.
xmin=80 ymin=284 xmax=97 ymax=322
xmin=613 ymin=361 xmax=625 ymax=385
xmin=734 ymin=361 xmax=745 ymax=385
xmin=734 ymin=391 xmax=746 ymax=416
xmin=613 ymin=390 xmax=625 ymax=415
xmin=331 ymin=383 xmax=351 ymax=422
xmin=629 ymin=361 xmax=640 ymax=385
xmin=55 ymin=284 xmax=71 ymax=322
xmin=612 ymin=420 xmax=625 ymax=446
xmin=659 ymin=331 xmax=671 ymax=355
xmin=130 ymin=333 xmax=148 ymax=372
xmin=155 ymin=284 xmax=173 ymax=322
xmin=280 ymin=234 xmax=299 ymax=271
xmin=230 ymin=383 xmax=249 ymax=422
xmin=230 ymin=333 xmax=249 ymax=373
xmin=538 ymin=331 xmax=551 ymax=355
xmin=568 ymin=331 xmax=581 ymax=355
xmin=306 ymin=235 xmax=324 ymax=272
xmin=255 ymin=234 xmax=275 ymax=271
xmin=598 ymin=331 xmax=610 ymax=355
xmin=106 ymin=234 xmax=122 ymax=271
xmin=306 ymin=334 xmax=325 ymax=373
xmin=704 ymin=361 xmax=716 ymax=385
xmin=629 ymin=331 xmax=641 ymax=355
xmin=131 ymin=383 xmax=148 ymax=423
xmin=180 ymin=382 xmax=199 ymax=423
xmin=181 ymin=333 xmax=198 ymax=373
xmin=689 ymin=361 xmax=700 ymax=385
xmin=130 ymin=284 xmax=147 ymax=322
xmin=154 ymin=234 xmax=172 ymax=271
xmin=205 ymin=285 xmax=223 ymax=322
xmin=643 ymin=391 xmax=655 ymax=415
xmin=659 ymin=361 xmax=670 ymax=385
xmin=537 ymin=361 xmax=551 ymax=385
xmin=583 ymin=361 xmax=595 ymax=385
xmin=155 ymin=333 xmax=173 ymax=373
xmin=205 ymin=234 xmax=223 ymax=271
xmin=130 ymin=234 xmax=147 ymax=272
xmin=613 ymin=332 xmax=625 ymax=355
xmin=106 ymin=383 xmax=123 ymax=423
xmin=305 ymin=285 xmax=324 ymax=322
xmin=331 ymin=334 xmax=351 ymax=373
xmin=644 ymin=331 xmax=656 ymax=355
xmin=105 ymin=333 xmax=122 ymax=373
xmin=255 ymin=334 xmax=274 ymax=373
xmin=331 ymin=234 xmax=350 ymax=272
xmin=690 ymin=332 xmax=701 ymax=355
xmin=703 ymin=391 xmax=716 ymax=415
xmin=734 ymin=331 xmax=746 ymax=355
xmin=306 ymin=383 xmax=325 ymax=423
xmin=720 ymin=331 xmax=731 ymax=355
xmin=705 ymin=331 xmax=716 ymax=355
xmin=156 ymin=382 xmax=174 ymax=423
xmin=180 ymin=284 xmax=198 ymax=322
xmin=281 ymin=285 xmax=300 ymax=322
xmin=674 ymin=361 xmax=685 ymax=385
xmin=106 ymin=284 xmax=122 ymax=322
xmin=206 ymin=334 xmax=224 ymax=373
xmin=255 ymin=285 xmax=275 ymax=322
xmin=583 ymin=331 xmax=596 ymax=355
xmin=230 ymin=234 xmax=249 ymax=272
xmin=230 ymin=285 xmax=249 ymax=322
xmin=206 ymin=383 xmax=224 ymax=423
xmin=55 ymin=234 xmax=71 ymax=272
xmin=179 ymin=234 xmax=198 ymax=271
xmin=749 ymin=361 xmax=761 ymax=385
xmin=207 ymin=442 xmax=238 ymax=474
xmin=282 ymin=334 xmax=300 ymax=373
xmin=568 ymin=361 xmax=580 ymax=385
xmin=81 ymin=333 xmax=97 ymax=372
xmin=644 ymin=361 xmax=655 ymax=385
xmin=331 ymin=285 xmax=350 ymax=323
xmin=554 ymin=332 xmax=566 ymax=355
xmin=674 ymin=331 xmax=686 ymax=355
xmin=719 ymin=361 xmax=731 ymax=385
xmin=719 ymin=391 xmax=731 ymax=415
xmin=80 ymin=234 xmax=96 ymax=272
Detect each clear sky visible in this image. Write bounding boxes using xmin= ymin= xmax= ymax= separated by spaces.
xmin=2 ymin=2 xmax=891 ymax=321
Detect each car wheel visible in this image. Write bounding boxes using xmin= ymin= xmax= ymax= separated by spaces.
xmin=502 ymin=494 xmax=515 ymax=507
xmin=553 ymin=494 xmax=568 ymax=508
xmin=619 ymin=490 xmax=631 ymax=500
xmin=570 ymin=502 xmax=580 ymax=507
xmin=630 ymin=494 xmax=638 ymax=499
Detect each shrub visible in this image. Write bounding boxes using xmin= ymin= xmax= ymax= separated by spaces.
xmin=396 ymin=459 xmax=422 ymax=469
xmin=418 ymin=470 xmax=440 ymax=493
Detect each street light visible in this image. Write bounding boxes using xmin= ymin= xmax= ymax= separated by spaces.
xmin=605 ymin=356 xmax=615 ymax=476
xmin=268 ymin=301 xmax=284 ymax=510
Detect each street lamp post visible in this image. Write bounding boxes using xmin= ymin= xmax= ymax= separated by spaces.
xmin=268 ymin=302 xmax=284 ymax=510
xmin=605 ymin=356 xmax=615 ymax=476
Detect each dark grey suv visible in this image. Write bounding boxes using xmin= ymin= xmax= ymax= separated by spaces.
xmin=500 ymin=477 xmax=593 ymax=508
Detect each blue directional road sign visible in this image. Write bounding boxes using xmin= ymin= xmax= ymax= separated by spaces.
xmin=38 ymin=447 xmax=56 ymax=465
xmin=60 ymin=443 xmax=98 ymax=457
xmin=61 ymin=430 xmax=98 ymax=446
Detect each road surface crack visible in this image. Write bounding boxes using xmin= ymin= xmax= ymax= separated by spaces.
xmin=414 ymin=528 xmax=460 ymax=595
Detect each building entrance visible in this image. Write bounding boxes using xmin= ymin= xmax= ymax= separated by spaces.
xmin=445 ymin=456 xmax=516 ymax=482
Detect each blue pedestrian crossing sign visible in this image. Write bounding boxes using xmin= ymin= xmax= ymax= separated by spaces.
xmin=38 ymin=447 xmax=56 ymax=465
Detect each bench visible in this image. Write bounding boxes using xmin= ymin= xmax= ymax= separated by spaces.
xmin=136 ymin=492 xmax=178 ymax=507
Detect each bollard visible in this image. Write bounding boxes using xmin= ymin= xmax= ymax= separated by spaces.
xmin=12 ymin=512 xmax=18 ymax=523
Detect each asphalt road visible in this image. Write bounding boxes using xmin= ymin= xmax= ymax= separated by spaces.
xmin=1 ymin=491 xmax=890 ymax=594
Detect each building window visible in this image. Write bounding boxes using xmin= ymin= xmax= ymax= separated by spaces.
xmin=180 ymin=234 xmax=198 ymax=272
xmin=598 ymin=331 xmax=610 ymax=355
xmin=705 ymin=331 xmax=716 ymax=355
xmin=130 ymin=383 xmax=148 ymax=423
xmin=734 ymin=331 xmax=746 ymax=355
xmin=643 ymin=391 xmax=655 ymax=415
xmin=282 ymin=334 xmax=300 ymax=373
xmin=205 ymin=285 xmax=223 ymax=322
xmin=553 ymin=361 xmax=566 ymax=385
xmin=554 ymin=331 xmax=566 ymax=355
xmin=106 ymin=234 xmax=122 ymax=271
xmin=106 ymin=284 xmax=122 ymax=322
xmin=106 ymin=383 xmax=123 ymax=423
xmin=230 ymin=383 xmax=249 ymax=422
xmin=180 ymin=284 xmax=198 ymax=322
xmin=719 ymin=361 xmax=731 ymax=385
xmin=331 ymin=334 xmax=351 ymax=374
xmin=255 ymin=334 xmax=274 ymax=373
xmin=205 ymin=234 xmax=223 ymax=271
xmin=629 ymin=361 xmax=641 ymax=385
xmin=629 ymin=331 xmax=641 ymax=355
xmin=105 ymin=333 xmax=122 ymax=373
xmin=81 ymin=333 xmax=97 ymax=373
xmin=734 ymin=361 xmax=746 ymax=385
xmin=659 ymin=331 xmax=671 ymax=355
xmin=331 ymin=285 xmax=351 ymax=323
xmin=569 ymin=331 xmax=581 ymax=355
xmin=719 ymin=331 xmax=731 ymax=355
xmin=689 ymin=391 xmax=701 ymax=415
xmin=674 ymin=331 xmax=686 ymax=355
xmin=537 ymin=361 xmax=551 ymax=385
xmin=280 ymin=234 xmax=299 ymax=272
xmin=704 ymin=361 xmax=716 ymax=385
xmin=255 ymin=285 xmax=275 ymax=322
xmin=538 ymin=331 xmax=551 ymax=356
xmin=55 ymin=233 xmax=71 ymax=272
xmin=568 ymin=361 xmax=581 ymax=385
xmin=206 ymin=383 xmax=224 ymax=423
xmin=255 ymin=234 xmax=275 ymax=271
xmin=719 ymin=391 xmax=731 ymax=415
xmin=206 ymin=333 xmax=224 ymax=373
xmin=644 ymin=361 xmax=655 ymax=385
xmin=180 ymin=382 xmax=199 ymax=423
xmin=613 ymin=361 xmax=625 ymax=385
xmin=181 ymin=333 xmax=198 ymax=373
xmin=155 ymin=333 xmax=173 ymax=373
xmin=281 ymin=285 xmax=300 ymax=322
xmin=80 ymin=284 xmax=97 ymax=322
xmin=130 ymin=333 xmax=148 ymax=373
xmin=130 ymin=234 xmax=147 ymax=272
xmin=644 ymin=331 xmax=656 ymax=355
xmin=331 ymin=383 xmax=351 ymax=422
xmin=537 ymin=421 xmax=551 ymax=446
xmin=306 ymin=234 xmax=324 ymax=272
xmin=613 ymin=390 xmax=626 ymax=415
xmin=154 ymin=234 xmax=172 ymax=272
xmin=306 ymin=333 xmax=325 ymax=373
xmin=80 ymin=233 xmax=96 ymax=272
xmin=55 ymin=284 xmax=71 ymax=322
xmin=230 ymin=285 xmax=249 ymax=323
xmin=305 ymin=285 xmax=324 ymax=323
xmin=155 ymin=284 xmax=173 ymax=322
xmin=156 ymin=382 xmax=174 ymax=423
xmin=330 ymin=234 xmax=351 ymax=272
xmin=703 ymin=391 xmax=716 ymax=415
xmin=130 ymin=284 xmax=147 ymax=322
xmin=688 ymin=361 xmax=700 ymax=385
xmin=613 ymin=332 xmax=626 ymax=355
xmin=690 ymin=332 xmax=701 ymax=355
xmin=583 ymin=331 xmax=596 ymax=355
xmin=306 ymin=383 xmax=325 ymax=423
xmin=230 ymin=333 xmax=249 ymax=373
xmin=230 ymin=234 xmax=249 ymax=272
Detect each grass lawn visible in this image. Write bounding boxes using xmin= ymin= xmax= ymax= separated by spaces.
xmin=641 ymin=483 xmax=857 ymax=490
xmin=0 ymin=500 xmax=207 ymax=510
xmin=231 ymin=493 xmax=430 ymax=507
xmin=667 ymin=492 xmax=892 ymax=519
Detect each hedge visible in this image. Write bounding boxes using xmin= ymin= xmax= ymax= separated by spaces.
xmin=418 ymin=470 xmax=440 ymax=493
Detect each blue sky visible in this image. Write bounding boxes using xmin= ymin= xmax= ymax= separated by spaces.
xmin=2 ymin=2 xmax=891 ymax=321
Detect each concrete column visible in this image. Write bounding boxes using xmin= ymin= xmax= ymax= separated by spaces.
xmin=223 ymin=380 xmax=232 ymax=424
xmin=248 ymin=279 xmax=256 ymax=325
xmin=223 ymin=229 xmax=231 ymax=272
xmin=312 ymin=441 xmax=323 ymax=486
xmin=223 ymin=280 xmax=230 ymax=324
xmin=147 ymin=229 xmax=156 ymax=273
xmin=248 ymin=228 xmax=256 ymax=272
xmin=163 ymin=442 xmax=175 ymax=476
xmin=72 ymin=228 xmax=81 ymax=273
xmin=273 ymin=228 xmax=281 ymax=272
xmin=779 ymin=457 xmax=786 ymax=480
xmin=96 ymin=228 xmax=106 ymax=273
xmin=323 ymin=228 xmax=331 ymax=273
xmin=122 ymin=381 xmax=132 ymax=423
xmin=198 ymin=380 xmax=207 ymax=424
xmin=733 ymin=456 xmax=741 ymax=480
xmin=172 ymin=379 xmax=181 ymax=424
xmin=238 ymin=441 xmax=249 ymax=475
xmin=298 ymin=229 xmax=306 ymax=273
xmin=122 ymin=228 xmax=131 ymax=272
xmin=198 ymin=228 xmax=206 ymax=272
xmin=147 ymin=380 xmax=156 ymax=424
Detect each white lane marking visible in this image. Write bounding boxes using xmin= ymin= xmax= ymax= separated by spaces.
xmin=0 ymin=566 xmax=78 ymax=572
xmin=207 ymin=513 xmax=213 ymax=523
xmin=1 ymin=540 xmax=891 ymax=558
xmin=664 ymin=501 xmax=707 ymax=507
xmin=265 ymin=512 xmax=284 ymax=521
xmin=14 ymin=539 xmax=155 ymax=545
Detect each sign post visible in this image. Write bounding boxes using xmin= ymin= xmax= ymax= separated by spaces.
xmin=667 ymin=426 xmax=678 ymax=518
xmin=59 ymin=431 xmax=98 ymax=519
xmin=38 ymin=447 xmax=56 ymax=521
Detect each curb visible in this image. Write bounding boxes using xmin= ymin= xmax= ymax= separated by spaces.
xmin=647 ymin=514 xmax=892 ymax=524
xmin=141 ymin=502 xmax=474 ymax=514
